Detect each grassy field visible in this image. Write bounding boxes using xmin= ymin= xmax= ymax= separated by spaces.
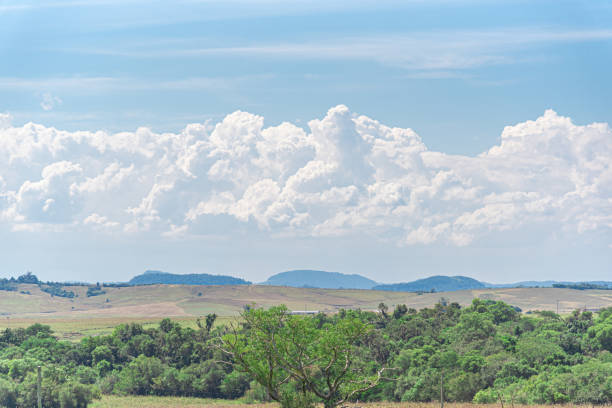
xmin=0 ymin=314 xmax=236 ymax=341
xmin=2 ymin=283 xmax=612 ymax=339
xmin=88 ymin=396 xmax=580 ymax=408
xmin=89 ymin=395 xmax=273 ymax=408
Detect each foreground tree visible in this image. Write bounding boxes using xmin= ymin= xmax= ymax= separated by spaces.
xmin=218 ymin=305 xmax=387 ymax=408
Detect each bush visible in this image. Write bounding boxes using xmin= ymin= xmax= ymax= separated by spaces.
xmin=58 ymin=382 xmax=100 ymax=408
xmin=91 ymin=345 xmax=113 ymax=365
xmin=115 ymin=355 xmax=165 ymax=395
xmin=76 ymin=366 xmax=97 ymax=385
xmin=40 ymin=285 xmax=75 ymax=298
xmin=473 ymin=388 xmax=497 ymax=404
xmin=278 ymin=385 xmax=317 ymax=408
xmin=96 ymin=372 xmax=119 ymax=395
xmin=86 ymin=287 xmax=106 ymax=297
xmin=243 ymin=381 xmax=271 ymax=403
xmin=0 ymin=377 xmax=17 ymax=408
xmin=96 ymin=360 xmax=112 ymax=377
xmin=220 ymin=370 xmax=250 ymax=399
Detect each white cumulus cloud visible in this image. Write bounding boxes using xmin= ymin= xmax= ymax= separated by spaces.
xmin=0 ymin=113 xmax=12 ymax=129
xmin=0 ymin=106 xmax=610 ymax=246
xmin=40 ymin=92 xmax=63 ymax=111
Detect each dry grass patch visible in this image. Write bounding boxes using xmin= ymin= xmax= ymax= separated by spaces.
xmin=88 ymin=398 xmax=593 ymax=408
xmin=0 ymin=315 xmax=232 ymax=341
xmin=3 ymin=284 xmax=612 ymax=328
xmin=89 ymin=395 xmax=275 ymax=408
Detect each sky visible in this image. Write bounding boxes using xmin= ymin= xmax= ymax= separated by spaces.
xmin=0 ymin=0 xmax=611 ymax=283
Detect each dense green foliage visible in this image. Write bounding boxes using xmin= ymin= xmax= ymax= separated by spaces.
xmin=0 ymin=317 xmax=240 ymax=407
xmin=220 ymin=305 xmax=384 ymax=407
xmin=4 ymin=300 xmax=612 ymax=407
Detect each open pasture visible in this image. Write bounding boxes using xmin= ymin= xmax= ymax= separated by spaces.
xmin=89 ymin=395 xmax=273 ymax=408
xmin=2 ymin=283 xmax=612 ymax=339
xmin=89 ymin=396 xmax=586 ymax=408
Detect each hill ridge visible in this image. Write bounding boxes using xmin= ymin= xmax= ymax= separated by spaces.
xmin=129 ymin=270 xmax=251 ymax=286
xmin=261 ymin=269 xmax=378 ymax=289
xmin=374 ymin=275 xmax=485 ymax=292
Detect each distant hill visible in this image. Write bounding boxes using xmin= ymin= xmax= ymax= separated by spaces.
xmin=129 ymin=270 xmax=251 ymax=286
xmin=487 ymin=280 xmax=612 ymax=288
xmin=373 ymin=275 xmax=485 ymax=292
xmin=374 ymin=276 xmax=612 ymax=292
xmin=485 ymin=280 xmax=561 ymax=288
xmin=262 ymin=270 xmax=378 ymax=289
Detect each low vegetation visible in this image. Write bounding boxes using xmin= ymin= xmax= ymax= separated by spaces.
xmin=552 ymin=282 xmax=612 ymax=290
xmin=3 ymin=299 xmax=612 ymax=407
xmin=39 ymin=283 xmax=76 ymax=299
xmin=86 ymin=285 xmax=107 ymax=298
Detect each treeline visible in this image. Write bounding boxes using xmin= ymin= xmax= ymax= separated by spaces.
xmin=3 ymin=300 xmax=612 ymax=407
xmin=0 ymin=272 xmax=40 ymax=292
xmin=553 ymin=282 xmax=612 ymax=290
xmin=0 ymin=273 xmax=121 ymax=299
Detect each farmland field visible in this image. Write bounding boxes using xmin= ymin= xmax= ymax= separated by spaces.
xmin=2 ymin=283 xmax=612 ymax=339
xmin=89 ymin=395 xmax=274 ymax=407
xmin=2 ymin=285 xmax=610 ymax=407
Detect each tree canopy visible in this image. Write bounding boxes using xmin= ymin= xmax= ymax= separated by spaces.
xmin=219 ymin=305 xmax=386 ymax=408
xmin=3 ymin=300 xmax=612 ymax=407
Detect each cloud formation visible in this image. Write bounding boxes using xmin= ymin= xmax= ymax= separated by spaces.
xmin=0 ymin=107 xmax=610 ymax=246
xmin=60 ymin=29 xmax=612 ymax=72
xmin=40 ymin=93 xmax=63 ymax=111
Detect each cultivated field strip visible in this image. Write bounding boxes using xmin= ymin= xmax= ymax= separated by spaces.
xmin=89 ymin=396 xmax=600 ymax=408
xmin=2 ymin=283 xmax=612 ymax=340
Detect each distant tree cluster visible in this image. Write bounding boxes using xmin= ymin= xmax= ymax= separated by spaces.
xmin=0 ymin=279 xmax=17 ymax=292
xmin=0 ymin=272 xmax=39 ymax=292
xmin=39 ymin=283 xmax=76 ymax=299
xmin=16 ymin=272 xmax=39 ymax=284
xmin=553 ymin=283 xmax=612 ymax=290
xmin=99 ymin=283 xmax=130 ymax=288
xmin=86 ymin=283 xmax=106 ymax=297
xmin=1 ymin=273 xmax=80 ymax=298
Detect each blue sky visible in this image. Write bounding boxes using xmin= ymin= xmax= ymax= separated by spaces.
xmin=0 ymin=0 xmax=611 ymax=283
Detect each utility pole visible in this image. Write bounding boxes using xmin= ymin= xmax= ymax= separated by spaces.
xmin=37 ymin=365 xmax=42 ymax=408
xmin=440 ymin=368 xmax=444 ymax=408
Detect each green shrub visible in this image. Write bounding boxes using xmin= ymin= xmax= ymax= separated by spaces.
xmin=0 ymin=377 xmax=17 ymax=408
xmin=58 ymin=382 xmax=100 ymax=408
xmin=220 ymin=370 xmax=250 ymax=399
xmin=115 ymin=355 xmax=165 ymax=395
